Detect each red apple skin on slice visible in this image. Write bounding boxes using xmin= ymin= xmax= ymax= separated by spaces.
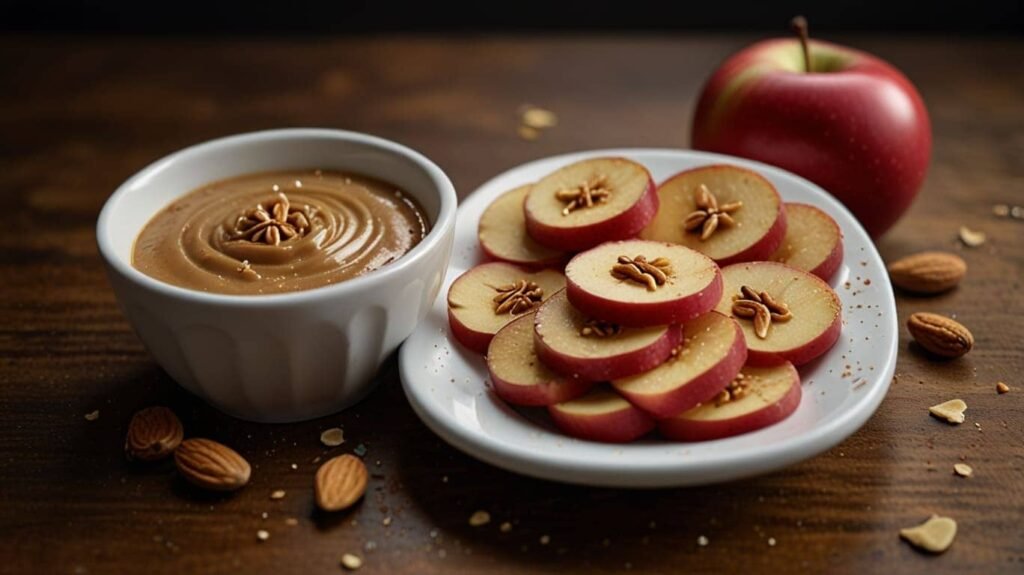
xmin=715 ymin=262 xmax=842 ymax=366
xmin=486 ymin=313 xmax=594 ymax=406
xmin=534 ymin=289 xmax=682 ymax=381
xmin=548 ymin=387 xmax=656 ymax=443
xmin=612 ymin=312 xmax=747 ymax=419
xmin=659 ymin=362 xmax=801 ymax=442
xmin=565 ymin=239 xmax=722 ymax=327
xmin=525 ymin=157 xmax=658 ymax=252
xmin=478 ymin=184 xmax=567 ymax=268
xmin=639 ymin=165 xmax=786 ymax=265
xmin=770 ymin=203 xmax=844 ymax=282
xmin=448 ymin=263 xmax=566 ymax=354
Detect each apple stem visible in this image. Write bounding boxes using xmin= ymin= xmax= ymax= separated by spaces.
xmin=790 ymin=15 xmax=811 ymax=73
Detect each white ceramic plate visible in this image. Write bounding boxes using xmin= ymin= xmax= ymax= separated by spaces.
xmin=399 ymin=149 xmax=897 ymax=488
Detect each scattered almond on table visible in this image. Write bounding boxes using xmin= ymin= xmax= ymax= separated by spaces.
xmin=992 ymin=204 xmax=1024 ymax=219
xmin=996 ymin=381 xmax=1010 ymax=394
xmin=84 ymin=410 xmax=100 ymax=421
xmin=900 ymin=515 xmax=957 ymax=553
xmin=315 ymin=454 xmax=368 ymax=512
xmin=958 ymin=226 xmax=986 ymax=247
xmin=340 ymin=553 xmax=363 ymax=571
xmin=953 ymin=463 xmax=973 ymax=477
xmin=520 ymin=106 xmax=558 ymax=129
xmin=468 ymin=510 xmax=491 ymax=527
xmin=174 ymin=438 xmax=251 ymax=491
xmin=929 ymin=399 xmax=967 ymax=424
xmin=907 ymin=312 xmax=973 ymax=358
xmin=886 ymin=251 xmax=966 ymax=294
xmin=320 ymin=427 xmax=345 ymax=447
xmin=125 ymin=406 xmax=184 ymax=461
xmin=270 ymin=489 xmax=286 ymax=500
xmin=517 ymin=105 xmax=557 ymax=140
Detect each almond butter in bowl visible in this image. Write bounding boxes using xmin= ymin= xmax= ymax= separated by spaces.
xmin=132 ymin=170 xmax=430 ymax=296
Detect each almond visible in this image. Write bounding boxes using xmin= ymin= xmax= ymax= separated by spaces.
xmin=125 ymin=406 xmax=184 ymax=461
xmin=929 ymin=398 xmax=967 ymax=424
xmin=900 ymin=515 xmax=957 ymax=553
xmin=315 ymin=454 xmax=367 ymax=512
xmin=887 ymin=252 xmax=966 ymax=294
xmin=174 ymin=438 xmax=251 ymax=491
xmin=907 ymin=312 xmax=973 ymax=358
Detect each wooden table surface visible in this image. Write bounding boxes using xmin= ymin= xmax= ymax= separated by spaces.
xmin=1 ymin=34 xmax=1022 ymax=575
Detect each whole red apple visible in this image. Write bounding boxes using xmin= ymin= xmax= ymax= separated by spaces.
xmin=691 ymin=22 xmax=931 ymax=237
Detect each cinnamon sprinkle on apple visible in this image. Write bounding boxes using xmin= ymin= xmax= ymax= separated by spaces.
xmin=684 ymin=184 xmax=742 ymax=240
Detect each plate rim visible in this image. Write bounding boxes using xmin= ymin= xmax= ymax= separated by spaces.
xmin=399 ymin=147 xmax=898 ymax=487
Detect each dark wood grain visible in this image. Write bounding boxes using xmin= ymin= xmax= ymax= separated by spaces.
xmin=1 ymin=34 xmax=1022 ymax=575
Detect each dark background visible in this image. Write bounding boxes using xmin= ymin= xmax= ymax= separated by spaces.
xmin=4 ymin=0 xmax=1023 ymax=34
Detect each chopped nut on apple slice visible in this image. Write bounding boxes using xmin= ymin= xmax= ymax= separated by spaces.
xmin=533 ymin=289 xmax=681 ymax=382
xmin=447 ymin=262 xmax=565 ymax=354
xmin=565 ymin=239 xmax=722 ymax=327
xmin=641 ymin=165 xmax=786 ymax=265
xmin=525 ymin=157 xmax=657 ymax=252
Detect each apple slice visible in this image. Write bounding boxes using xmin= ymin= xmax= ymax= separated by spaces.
xmin=478 ymin=184 xmax=567 ymax=268
xmin=448 ymin=262 xmax=566 ymax=354
xmin=534 ymin=289 xmax=681 ymax=381
xmin=548 ymin=386 xmax=656 ymax=443
xmin=658 ymin=362 xmax=801 ymax=442
xmin=715 ymin=262 xmax=841 ymax=366
xmin=524 ymin=157 xmax=657 ymax=252
xmin=639 ymin=164 xmax=786 ymax=265
xmin=611 ymin=312 xmax=746 ymax=419
xmin=565 ymin=239 xmax=722 ymax=327
xmin=770 ymin=203 xmax=844 ymax=281
xmin=486 ymin=313 xmax=594 ymax=406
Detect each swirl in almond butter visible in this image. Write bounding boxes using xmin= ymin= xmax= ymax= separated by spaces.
xmin=133 ymin=170 xmax=429 ymax=295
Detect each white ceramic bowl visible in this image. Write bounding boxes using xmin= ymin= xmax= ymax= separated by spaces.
xmin=98 ymin=129 xmax=457 ymax=422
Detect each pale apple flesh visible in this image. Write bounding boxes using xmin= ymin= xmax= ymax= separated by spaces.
xmin=447 ymin=262 xmax=566 ymax=354
xmin=770 ymin=203 xmax=844 ymax=281
xmin=565 ymin=239 xmax=722 ymax=327
xmin=478 ymin=184 xmax=567 ymax=268
xmin=691 ymin=38 xmax=931 ymax=238
xmin=525 ymin=157 xmax=658 ymax=252
xmin=659 ymin=362 xmax=801 ymax=441
xmin=612 ymin=311 xmax=747 ymax=419
xmin=533 ymin=289 xmax=682 ymax=381
xmin=548 ymin=386 xmax=656 ymax=443
xmin=715 ymin=261 xmax=841 ymax=366
xmin=486 ymin=313 xmax=594 ymax=406
xmin=639 ymin=165 xmax=786 ymax=265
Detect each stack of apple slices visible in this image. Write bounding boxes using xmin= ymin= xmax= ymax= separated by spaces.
xmin=450 ymin=157 xmax=846 ymax=444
